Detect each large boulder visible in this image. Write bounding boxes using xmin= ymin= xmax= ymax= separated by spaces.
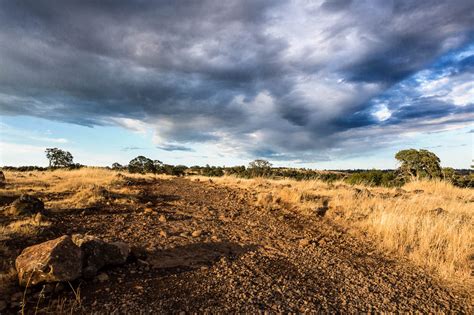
xmin=15 ymin=235 xmax=82 ymax=286
xmin=72 ymin=234 xmax=130 ymax=278
xmin=7 ymin=194 xmax=44 ymax=216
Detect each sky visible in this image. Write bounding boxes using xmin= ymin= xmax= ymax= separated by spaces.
xmin=0 ymin=0 xmax=473 ymax=169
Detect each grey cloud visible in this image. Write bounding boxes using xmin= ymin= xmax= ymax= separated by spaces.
xmin=0 ymin=0 xmax=473 ymax=161
xmin=157 ymin=144 xmax=194 ymax=152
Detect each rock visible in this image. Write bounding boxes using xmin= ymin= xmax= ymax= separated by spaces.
xmin=159 ymin=215 xmax=167 ymax=222
xmin=353 ymin=188 xmax=372 ymax=198
xmin=15 ymin=235 xmax=82 ymax=286
xmin=299 ymin=239 xmax=310 ymax=247
xmin=7 ymin=194 xmax=44 ymax=216
xmin=130 ymin=245 xmax=148 ymax=260
xmin=430 ymin=207 xmax=445 ymax=215
xmin=0 ymin=170 xmax=5 ymax=188
xmin=96 ymin=273 xmax=109 ymax=283
xmin=160 ymin=230 xmax=168 ymax=238
xmin=192 ymin=230 xmax=203 ymax=238
xmin=143 ymin=207 xmax=154 ymax=214
xmin=395 ymin=187 xmax=406 ymax=194
xmin=72 ymin=234 xmax=130 ymax=278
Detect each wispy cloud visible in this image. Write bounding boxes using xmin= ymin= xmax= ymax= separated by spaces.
xmin=157 ymin=143 xmax=194 ymax=152
xmin=121 ymin=146 xmax=146 ymax=152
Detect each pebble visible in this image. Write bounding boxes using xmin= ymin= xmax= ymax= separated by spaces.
xmin=144 ymin=207 xmax=153 ymax=214
xmin=97 ymin=273 xmax=109 ymax=283
xmin=159 ymin=215 xmax=167 ymax=222
xmin=192 ymin=230 xmax=203 ymax=237
xmin=299 ymin=238 xmax=310 ymax=247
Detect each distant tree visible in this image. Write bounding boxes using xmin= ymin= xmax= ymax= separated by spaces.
xmin=248 ymin=159 xmax=273 ymax=177
xmin=128 ymin=156 xmax=155 ymax=174
xmin=112 ymin=162 xmax=123 ymax=170
xmin=153 ymin=160 xmax=164 ymax=173
xmin=45 ymin=148 xmax=74 ymax=168
xmin=395 ymin=149 xmax=442 ymax=180
xmin=248 ymin=159 xmax=272 ymax=169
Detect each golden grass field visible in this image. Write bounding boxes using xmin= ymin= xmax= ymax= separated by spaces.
xmin=1 ymin=168 xmax=473 ymax=291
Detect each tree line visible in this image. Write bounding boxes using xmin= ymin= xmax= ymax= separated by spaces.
xmin=1 ymin=147 xmax=472 ymax=188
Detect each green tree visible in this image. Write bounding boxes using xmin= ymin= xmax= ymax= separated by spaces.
xmin=248 ymin=159 xmax=272 ymax=177
xmin=112 ymin=162 xmax=123 ymax=170
xmin=128 ymin=156 xmax=155 ymax=174
xmin=395 ymin=149 xmax=442 ymax=180
xmin=442 ymin=167 xmax=456 ymax=182
xmin=45 ymin=148 xmax=74 ymax=168
xmin=153 ymin=160 xmax=164 ymax=174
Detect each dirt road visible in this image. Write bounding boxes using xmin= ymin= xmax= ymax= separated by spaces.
xmin=4 ymin=177 xmax=472 ymax=312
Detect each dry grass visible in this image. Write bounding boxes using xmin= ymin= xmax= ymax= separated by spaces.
xmin=197 ymin=175 xmax=474 ymax=288
xmin=0 ymin=168 xmax=170 ymax=211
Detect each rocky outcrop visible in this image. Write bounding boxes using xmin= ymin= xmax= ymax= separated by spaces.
xmin=72 ymin=234 xmax=130 ymax=278
xmin=6 ymin=194 xmax=44 ymax=216
xmin=15 ymin=235 xmax=82 ymax=286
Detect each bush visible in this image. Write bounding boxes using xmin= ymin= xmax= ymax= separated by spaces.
xmin=345 ymin=170 xmax=403 ymax=187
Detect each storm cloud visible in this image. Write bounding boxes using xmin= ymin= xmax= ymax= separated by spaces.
xmin=0 ymin=0 xmax=473 ymax=162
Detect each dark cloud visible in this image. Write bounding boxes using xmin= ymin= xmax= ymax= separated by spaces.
xmin=0 ymin=0 xmax=473 ymax=161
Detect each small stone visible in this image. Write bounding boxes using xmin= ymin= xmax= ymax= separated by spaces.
xmin=144 ymin=207 xmax=153 ymax=214
xmin=158 ymin=215 xmax=167 ymax=222
xmin=192 ymin=230 xmax=203 ymax=237
xmin=299 ymin=238 xmax=310 ymax=247
xmin=96 ymin=273 xmax=109 ymax=283
xmin=180 ymin=232 xmax=190 ymax=238
xmin=159 ymin=230 xmax=168 ymax=238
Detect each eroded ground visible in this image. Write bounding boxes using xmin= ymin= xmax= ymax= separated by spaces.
xmin=1 ymin=176 xmax=472 ymax=313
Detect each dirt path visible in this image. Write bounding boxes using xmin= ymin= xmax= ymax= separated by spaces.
xmin=6 ymin=177 xmax=473 ymax=313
